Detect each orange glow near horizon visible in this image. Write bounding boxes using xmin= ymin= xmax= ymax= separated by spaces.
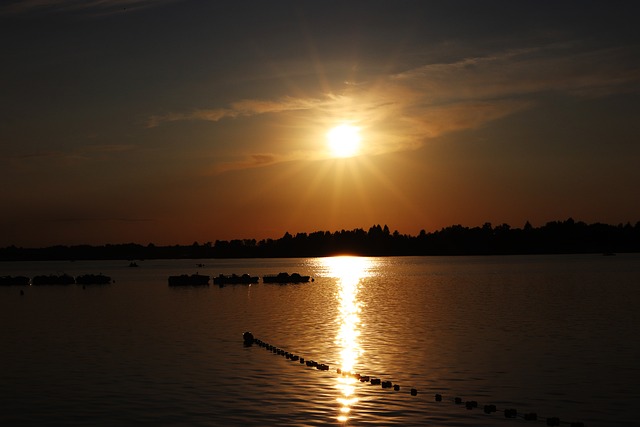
xmin=323 ymin=256 xmax=374 ymax=423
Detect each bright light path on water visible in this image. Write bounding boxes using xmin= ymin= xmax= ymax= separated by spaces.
xmin=322 ymin=256 xmax=373 ymax=423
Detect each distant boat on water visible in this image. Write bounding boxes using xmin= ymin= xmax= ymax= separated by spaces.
xmin=213 ymin=274 xmax=259 ymax=285
xmin=2 ymin=274 xmax=112 ymax=286
xmin=262 ymin=272 xmax=311 ymax=284
xmin=0 ymin=276 xmax=30 ymax=286
xmin=168 ymin=274 xmax=210 ymax=286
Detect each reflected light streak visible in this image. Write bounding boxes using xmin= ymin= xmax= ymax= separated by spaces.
xmin=323 ymin=256 xmax=374 ymax=424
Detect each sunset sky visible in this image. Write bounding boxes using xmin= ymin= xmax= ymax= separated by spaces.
xmin=1 ymin=0 xmax=639 ymax=247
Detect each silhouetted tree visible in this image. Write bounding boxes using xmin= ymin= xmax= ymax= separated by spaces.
xmin=1 ymin=218 xmax=639 ymax=260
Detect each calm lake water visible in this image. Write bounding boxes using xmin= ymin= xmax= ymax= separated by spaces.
xmin=1 ymin=254 xmax=639 ymax=426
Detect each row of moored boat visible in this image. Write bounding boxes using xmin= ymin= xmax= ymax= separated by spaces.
xmin=1 ymin=274 xmax=112 ymax=286
xmin=169 ymin=272 xmax=312 ymax=286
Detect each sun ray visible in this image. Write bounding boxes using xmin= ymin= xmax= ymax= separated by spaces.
xmin=356 ymin=154 xmax=428 ymax=226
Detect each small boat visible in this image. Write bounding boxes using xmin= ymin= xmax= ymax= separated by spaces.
xmin=262 ymin=272 xmax=311 ymax=284
xmin=213 ymin=274 xmax=259 ymax=285
xmin=168 ymin=274 xmax=210 ymax=286
xmin=128 ymin=261 xmax=139 ymax=267
xmin=76 ymin=274 xmax=112 ymax=285
xmin=0 ymin=276 xmax=30 ymax=286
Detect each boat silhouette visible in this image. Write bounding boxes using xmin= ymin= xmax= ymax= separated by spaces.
xmin=213 ymin=274 xmax=259 ymax=285
xmin=262 ymin=272 xmax=311 ymax=284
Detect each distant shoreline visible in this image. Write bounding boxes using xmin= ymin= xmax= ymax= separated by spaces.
xmin=2 ymin=219 xmax=638 ymax=261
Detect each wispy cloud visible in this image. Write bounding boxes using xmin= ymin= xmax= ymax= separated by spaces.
xmin=149 ymin=43 xmax=640 ymax=173
xmin=4 ymin=144 xmax=137 ymax=163
xmin=0 ymin=0 xmax=176 ymax=16
xmin=376 ymin=44 xmax=640 ymax=144
xmin=50 ymin=216 xmax=154 ymax=223
xmin=212 ymin=154 xmax=281 ymax=174
xmin=146 ymin=96 xmax=328 ymax=128
xmin=393 ymin=45 xmax=640 ymax=101
xmin=84 ymin=144 xmax=137 ymax=153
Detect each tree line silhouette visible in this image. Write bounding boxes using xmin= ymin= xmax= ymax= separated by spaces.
xmin=1 ymin=218 xmax=638 ymax=261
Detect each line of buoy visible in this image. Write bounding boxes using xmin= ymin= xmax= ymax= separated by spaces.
xmin=247 ymin=333 xmax=409 ymax=391
xmin=243 ymin=332 xmax=586 ymax=427
xmin=437 ymin=394 xmax=584 ymax=426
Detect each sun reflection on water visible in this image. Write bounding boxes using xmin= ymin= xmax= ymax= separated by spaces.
xmin=322 ymin=256 xmax=375 ymax=423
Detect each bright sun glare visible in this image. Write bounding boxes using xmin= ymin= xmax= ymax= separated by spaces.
xmin=327 ymin=124 xmax=361 ymax=158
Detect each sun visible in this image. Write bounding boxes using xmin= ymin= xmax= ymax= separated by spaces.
xmin=327 ymin=124 xmax=361 ymax=158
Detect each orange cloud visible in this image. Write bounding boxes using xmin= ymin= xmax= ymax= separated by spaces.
xmin=146 ymin=96 xmax=327 ymax=128
xmin=393 ymin=46 xmax=639 ymax=101
xmin=147 ymin=44 xmax=639 ymax=173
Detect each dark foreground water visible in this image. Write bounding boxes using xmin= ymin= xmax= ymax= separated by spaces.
xmin=1 ymin=254 xmax=639 ymax=426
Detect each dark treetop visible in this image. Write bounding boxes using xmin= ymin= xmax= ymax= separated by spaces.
xmin=1 ymin=218 xmax=638 ymax=261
